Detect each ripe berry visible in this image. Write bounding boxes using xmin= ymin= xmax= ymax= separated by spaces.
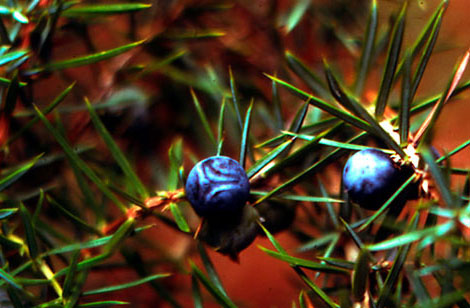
xmin=342 ymin=149 xmax=413 ymax=210
xmin=185 ymin=156 xmax=250 ymax=217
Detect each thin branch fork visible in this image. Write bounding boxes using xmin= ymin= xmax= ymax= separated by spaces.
xmin=101 ymin=188 xmax=186 ymax=235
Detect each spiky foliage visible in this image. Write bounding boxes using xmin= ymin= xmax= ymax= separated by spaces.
xmin=0 ymin=0 xmax=468 ymax=307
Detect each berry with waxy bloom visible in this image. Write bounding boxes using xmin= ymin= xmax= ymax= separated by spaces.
xmin=185 ymin=156 xmax=250 ymax=217
xmin=343 ymin=149 xmax=414 ymax=210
